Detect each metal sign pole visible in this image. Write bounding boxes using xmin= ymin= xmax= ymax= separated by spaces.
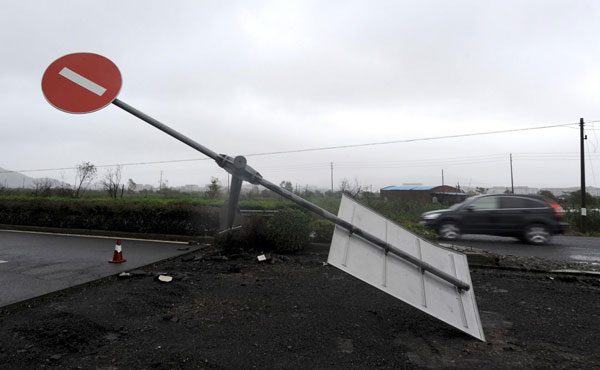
xmin=259 ymin=177 xmax=470 ymax=291
xmin=111 ymin=98 xmax=470 ymax=291
xmin=225 ymin=156 xmax=248 ymax=230
xmin=112 ymin=99 xmax=220 ymax=161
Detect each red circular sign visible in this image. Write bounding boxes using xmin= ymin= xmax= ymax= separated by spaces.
xmin=42 ymin=53 xmax=122 ymax=114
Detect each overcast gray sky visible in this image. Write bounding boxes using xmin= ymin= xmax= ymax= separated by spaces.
xmin=1 ymin=0 xmax=600 ymax=191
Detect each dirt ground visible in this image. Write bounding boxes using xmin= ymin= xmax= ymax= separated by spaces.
xmin=1 ymin=244 xmax=599 ymax=370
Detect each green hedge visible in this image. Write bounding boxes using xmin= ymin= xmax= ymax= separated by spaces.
xmin=0 ymin=198 xmax=220 ymax=236
xmin=564 ymin=210 xmax=600 ymax=236
xmin=217 ymin=208 xmax=313 ymax=253
xmin=265 ymin=209 xmax=312 ymax=252
xmin=310 ymin=219 xmax=335 ymax=243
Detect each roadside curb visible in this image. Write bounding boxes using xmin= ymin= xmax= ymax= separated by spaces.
xmin=2 ymin=226 xmax=597 ymax=277
xmin=463 ymin=250 xmax=600 ymax=277
xmin=548 ymin=269 xmax=600 ymax=277
xmin=308 ymin=243 xmax=600 ymax=276
xmin=0 ymin=224 xmax=211 ymax=244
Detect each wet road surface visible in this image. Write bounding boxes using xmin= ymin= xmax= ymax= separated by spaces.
xmin=0 ymin=230 xmax=199 ymax=307
xmin=447 ymin=234 xmax=600 ymax=264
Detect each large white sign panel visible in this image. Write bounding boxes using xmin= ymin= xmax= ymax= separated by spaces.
xmin=328 ymin=195 xmax=485 ymax=341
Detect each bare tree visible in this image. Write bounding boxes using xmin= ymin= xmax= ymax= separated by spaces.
xmin=279 ymin=180 xmax=294 ymax=192
xmin=339 ymin=178 xmax=363 ymax=198
xmin=32 ymin=178 xmax=55 ymax=197
xmin=55 ymin=171 xmax=74 ymax=197
xmin=74 ymin=162 xmax=97 ymax=198
xmin=101 ymin=165 xmax=122 ymax=199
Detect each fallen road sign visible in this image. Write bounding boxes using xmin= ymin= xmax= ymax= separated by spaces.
xmin=328 ymin=195 xmax=485 ymax=341
xmin=42 ymin=52 xmax=485 ymax=341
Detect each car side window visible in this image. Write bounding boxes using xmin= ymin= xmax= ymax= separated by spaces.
xmin=471 ymin=197 xmax=499 ymax=210
xmin=501 ymin=197 xmax=527 ymax=209
xmin=523 ymin=198 xmax=545 ymax=208
xmin=500 ymin=197 xmax=544 ymax=209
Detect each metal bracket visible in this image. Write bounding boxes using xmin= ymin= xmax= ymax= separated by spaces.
xmin=216 ymin=154 xmax=262 ymax=185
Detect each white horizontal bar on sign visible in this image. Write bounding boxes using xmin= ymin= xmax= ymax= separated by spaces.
xmin=59 ymin=67 xmax=107 ymax=96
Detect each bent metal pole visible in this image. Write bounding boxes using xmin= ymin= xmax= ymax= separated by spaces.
xmin=259 ymin=177 xmax=470 ymax=291
xmin=112 ymin=99 xmax=220 ymax=161
xmin=111 ymin=98 xmax=470 ymax=291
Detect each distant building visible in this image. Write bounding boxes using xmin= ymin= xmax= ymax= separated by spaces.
xmin=138 ymin=184 xmax=155 ymax=191
xmin=487 ymin=186 xmax=539 ymax=195
xmin=179 ymin=184 xmax=201 ymax=192
xmin=541 ymin=187 xmax=600 ymax=197
xmin=380 ymin=185 xmax=466 ymax=204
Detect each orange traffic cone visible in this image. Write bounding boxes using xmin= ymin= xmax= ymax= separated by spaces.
xmin=109 ymin=239 xmax=127 ymax=263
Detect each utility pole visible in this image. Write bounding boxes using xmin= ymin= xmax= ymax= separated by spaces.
xmin=159 ymin=171 xmax=163 ymax=190
xmin=441 ymin=169 xmax=445 ymax=203
xmin=580 ymin=118 xmax=587 ymax=232
xmin=510 ymin=153 xmax=514 ymax=194
xmin=330 ymin=162 xmax=334 ymax=193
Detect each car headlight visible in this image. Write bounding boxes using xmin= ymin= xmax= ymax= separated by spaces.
xmin=422 ymin=213 xmax=441 ymax=220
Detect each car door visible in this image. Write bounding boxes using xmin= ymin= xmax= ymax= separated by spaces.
xmin=498 ymin=196 xmax=549 ymax=235
xmin=460 ymin=196 xmax=500 ymax=234
xmin=497 ymin=196 xmax=529 ymax=233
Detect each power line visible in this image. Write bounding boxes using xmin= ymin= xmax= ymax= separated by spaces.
xmin=0 ymin=158 xmax=211 ymax=175
xmin=0 ymin=120 xmax=587 ymax=176
xmin=243 ymin=122 xmax=582 ymax=157
xmin=247 ymin=152 xmax=600 ymax=174
xmin=3 ymin=150 xmax=599 ymax=177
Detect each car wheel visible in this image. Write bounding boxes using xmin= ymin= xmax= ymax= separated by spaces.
xmin=439 ymin=222 xmax=461 ymax=240
xmin=523 ymin=224 xmax=550 ymax=245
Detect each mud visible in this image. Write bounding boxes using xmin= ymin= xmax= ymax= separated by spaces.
xmin=1 ymin=245 xmax=599 ymax=370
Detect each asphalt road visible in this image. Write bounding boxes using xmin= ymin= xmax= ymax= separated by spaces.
xmin=2 ymin=229 xmax=597 ymax=309
xmin=447 ymin=234 xmax=600 ymax=264
xmin=0 ymin=230 xmax=199 ymax=307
